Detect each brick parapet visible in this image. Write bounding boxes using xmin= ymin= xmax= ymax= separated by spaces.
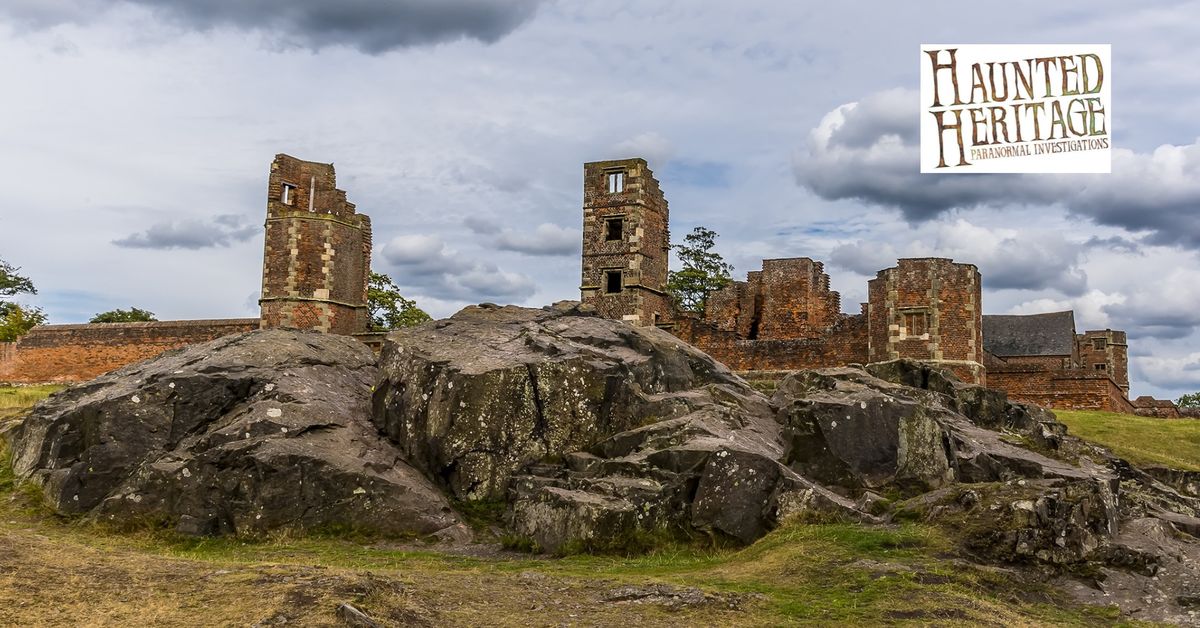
xmin=674 ymin=313 xmax=868 ymax=371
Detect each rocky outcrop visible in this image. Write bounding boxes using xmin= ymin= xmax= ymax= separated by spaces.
xmin=773 ymin=363 xmax=1105 ymax=494
xmin=8 ymin=302 xmax=1200 ymax=623
xmin=374 ymin=303 xmax=863 ymax=551
xmin=10 ymin=329 xmax=461 ymax=537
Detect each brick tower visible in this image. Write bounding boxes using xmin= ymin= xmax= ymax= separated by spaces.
xmin=1077 ymin=329 xmax=1130 ymax=394
xmin=580 ymin=158 xmax=671 ymax=326
xmin=259 ymin=154 xmax=372 ymax=335
xmin=867 ymin=258 xmax=984 ymax=384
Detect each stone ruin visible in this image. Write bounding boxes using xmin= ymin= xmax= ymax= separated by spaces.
xmin=578 ymin=157 xmax=1141 ymax=413
xmin=0 ymin=152 xmax=1170 ymax=416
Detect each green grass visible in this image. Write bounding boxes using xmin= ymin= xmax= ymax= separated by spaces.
xmin=1056 ymin=409 xmax=1200 ymax=471
xmin=0 ymin=385 xmax=63 ymax=410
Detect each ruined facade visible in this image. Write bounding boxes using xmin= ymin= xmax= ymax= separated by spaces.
xmin=582 ymin=156 xmax=1142 ymax=411
xmin=579 ymin=158 xmax=672 ymax=327
xmin=1 ymin=154 xmax=374 ymax=384
xmin=259 ymin=154 xmax=372 ymax=335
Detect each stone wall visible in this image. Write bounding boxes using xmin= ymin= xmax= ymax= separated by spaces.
xmin=0 ymin=319 xmax=258 ymax=384
xmin=259 ymin=154 xmax=371 ymax=335
xmin=987 ymin=365 xmax=1136 ymax=413
xmin=867 ymin=258 xmax=984 ymax=385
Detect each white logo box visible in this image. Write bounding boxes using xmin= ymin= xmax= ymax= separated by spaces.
xmin=920 ymin=44 xmax=1111 ymax=174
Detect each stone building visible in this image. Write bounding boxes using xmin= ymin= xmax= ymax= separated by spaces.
xmin=259 ymin=154 xmax=372 ymax=335
xmin=983 ymin=312 xmax=1133 ymax=412
xmin=1 ymin=154 xmax=374 ymax=384
xmin=579 ymin=158 xmax=672 ymax=327
xmin=581 ymin=155 xmax=1139 ymax=410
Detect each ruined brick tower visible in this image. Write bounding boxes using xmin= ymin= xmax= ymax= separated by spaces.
xmin=580 ymin=158 xmax=671 ymax=326
xmin=259 ymin=154 xmax=372 ymax=335
xmin=1077 ymin=329 xmax=1130 ymax=394
xmin=867 ymin=258 xmax=984 ymax=384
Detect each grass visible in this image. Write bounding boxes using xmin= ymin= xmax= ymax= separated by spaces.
xmin=0 ymin=385 xmax=63 ymax=425
xmin=0 ymin=384 xmax=1141 ymax=626
xmin=1055 ymin=409 xmax=1200 ymax=471
xmin=0 ymin=385 xmax=63 ymax=410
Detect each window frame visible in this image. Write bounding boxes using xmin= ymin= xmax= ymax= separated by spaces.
xmin=606 ymin=170 xmax=625 ymax=194
xmin=604 ymin=217 xmax=624 ymax=242
xmin=604 ymin=270 xmax=624 ymax=294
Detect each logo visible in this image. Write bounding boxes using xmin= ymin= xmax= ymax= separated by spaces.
xmin=920 ymin=44 xmax=1111 ymax=173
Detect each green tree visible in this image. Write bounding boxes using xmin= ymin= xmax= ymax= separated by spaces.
xmin=0 ymin=303 xmax=47 ymax=342
xmin=0 ymin=258 xmax=45 ymax=341
xmin=368 ymin=272 xmax=431 ymax=331
xmin=1178 ymin=393 xmax=1200 ymax=408
xmin=90 ymin=307 xmax=157 ymax=323
xmin=666 ymin=226 xmax=734 ymax=314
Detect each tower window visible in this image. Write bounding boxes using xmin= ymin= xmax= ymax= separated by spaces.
xmin=1093 ymin=338 xmax=1107 ymax=350
xmin=902 ymin=311 xmax=928 ymax=337
xmin=606 ymin=171 xmax=625 ymax=193
xmin=605 ymin=217 xmax=623 ymax=241
xmin=605 ymin=270 xmax=623 ymax=294
xmin=1095 ymin=363 xmax=1107 ymax=371
xmin=281 ymin=183 xmax=296 ymax=205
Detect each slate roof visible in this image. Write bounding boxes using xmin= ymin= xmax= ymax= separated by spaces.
xmin=982 ymin=311 xmax=1077 ymax=357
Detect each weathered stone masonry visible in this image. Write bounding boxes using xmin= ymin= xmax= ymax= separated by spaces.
xmin=867 ymin=258 xmax=984 ymax=386
xmin=579 ymin=158 xmax=672 ymax=327
xmin=259 ymin=154 xmax=372 ymax=335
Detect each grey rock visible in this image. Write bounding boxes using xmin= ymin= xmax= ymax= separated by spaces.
xmin=11 ymin=328 xmax=460 ymax=537
xmin=374 ymin=303 xmax=866 ymax=552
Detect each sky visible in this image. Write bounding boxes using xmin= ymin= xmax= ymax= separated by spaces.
xmin=1 ymin=1 xmax=1199 ymax=399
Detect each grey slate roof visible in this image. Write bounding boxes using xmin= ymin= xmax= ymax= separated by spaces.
xmin=982 ymin=311 xmax=1077 ymax=357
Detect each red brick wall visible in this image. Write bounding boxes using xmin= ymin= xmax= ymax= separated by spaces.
xmin=1132 ymin=396 xmax=1182 ymax=418
xmin=0 ymin=319 xmax=257 ymax=384
xmin=987 ymin=365 xmax=1135 ymax=413
xmin=702 ymin=258 xmax=842 ymax=340
xmin=674 ymin=313 xmax=868 ymax=371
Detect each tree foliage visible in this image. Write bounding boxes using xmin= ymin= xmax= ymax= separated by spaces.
xmin=665 ymin=226 xmax=734 ymax=314
xmin=0 ymin=260 xmax=36 ymax=299
xmin=90 ymin=307 xmax=157 ymax=323
xmin=368 ymin=272 xmax=431 ymax=331
xmin=0 ymin=258 xmax=45 ymax=341
xmin=0 ymin=303 xmax=47 ymax=342
xmin=1178 ymin=393 xmax=1200 ymax=408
